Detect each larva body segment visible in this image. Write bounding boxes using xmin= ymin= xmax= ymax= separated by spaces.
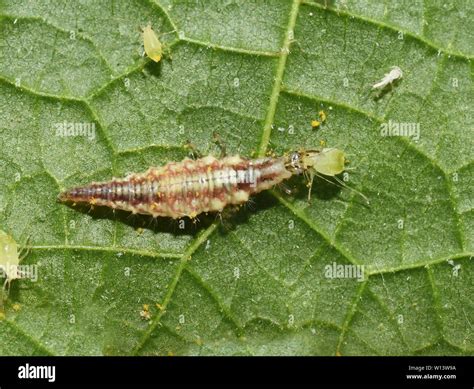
xmin=59 ymin=155 xmax=292 ymax=219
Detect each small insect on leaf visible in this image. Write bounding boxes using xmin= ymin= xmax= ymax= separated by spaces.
xmin=286 ymin=148 xmax=368 ymax=203
xmin=311 ymin=119 xmax=321 ymax=129
xmin=0 ymin=230 xmax=24 ymax=297
xmin=372 ymin=66 xmax=403 ymax=89
xmin=309 ymin=148 xmax=345 ymax=176
xmin=142 ymin=24 xmax=163 ymax=62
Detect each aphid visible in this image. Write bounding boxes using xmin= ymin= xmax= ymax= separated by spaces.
xmin=59 ymin=147 xmax=363 ymax=219
xmin=293 ymin=148 xmax=368 ymax=203
xmin=0 ymin=230 xmax=25 ymax=295
xmin=142 ymin=24 xmax=163 ymax=62
xmin=289 ymin=148 xmax=345 ymax=201
xmin=372 ymin=66 xmax=403 ymax=89
xmin=294 ymin=148 xmax=345 ymax=177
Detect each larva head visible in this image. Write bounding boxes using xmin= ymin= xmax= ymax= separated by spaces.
xmin=286 ymin=148 xmax=346 ymax=176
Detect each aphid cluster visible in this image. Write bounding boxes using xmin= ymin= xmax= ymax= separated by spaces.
xmin=59 ymin=148 xmax=352 ymax=219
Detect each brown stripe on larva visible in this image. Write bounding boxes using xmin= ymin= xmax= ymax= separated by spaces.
xmin=59 ymin=154 xmax=292 ymax=219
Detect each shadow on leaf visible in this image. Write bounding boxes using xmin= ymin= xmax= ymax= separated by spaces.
xmin=61 ymin=202 xmax=214 ymax=236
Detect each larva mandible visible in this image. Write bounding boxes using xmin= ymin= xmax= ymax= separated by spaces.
xmin=58 ymin=148 xmax=349 ymax=219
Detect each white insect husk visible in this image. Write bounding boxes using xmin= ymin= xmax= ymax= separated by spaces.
xmin=372 ymin=66 xmax=403 ymax=89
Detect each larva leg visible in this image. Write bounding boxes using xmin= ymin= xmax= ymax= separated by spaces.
xmin=217 ymin=205 xmax=241 ymax=231
xmin=186 ymin=132 xmax=227 ymax=160
xmin=212 ymin=131 xmax=227 ymax=158
xmin=184 ymin=140 xmax=203 ymax=159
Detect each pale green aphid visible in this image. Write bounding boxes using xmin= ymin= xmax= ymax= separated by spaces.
xmin=286 ymin=148 xmax=368 ymax=203
xmin=0 ymin=230 xmax=24 ymax=294
xmin=305 ymin=148 xmax=345 ymax=176
xmin=142 ymin=24 xmax=163 ymax=62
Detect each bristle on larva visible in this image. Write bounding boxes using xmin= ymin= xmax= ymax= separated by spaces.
xmin=59 ymin=155 xmax=291 ymax=219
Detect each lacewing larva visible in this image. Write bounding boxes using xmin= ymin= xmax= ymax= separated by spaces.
xmin=59 ymin=147 xmax=362 ymax=219
xmin=142 ymin=24 xmax=163 ymax=63
xmin=372 ymin=66 xmax=403 ymax=89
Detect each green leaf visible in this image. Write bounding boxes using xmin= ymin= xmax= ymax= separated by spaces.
xmin=0 ymin=0 xmax=472 ymax=356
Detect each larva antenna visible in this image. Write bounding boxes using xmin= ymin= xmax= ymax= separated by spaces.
xmin=212 ymin=131 xmax=227 ymax=158
xmin=184 ymin=140 xmax=203 ymax=159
